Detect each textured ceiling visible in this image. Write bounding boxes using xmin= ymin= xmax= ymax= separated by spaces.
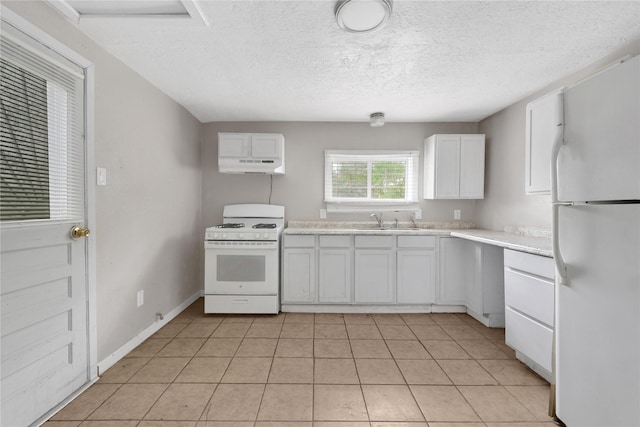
xmin=65 ymin=1 xmax=640 ymax=123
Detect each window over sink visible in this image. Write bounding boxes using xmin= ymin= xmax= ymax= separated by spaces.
xmin=324 ymin=150 xmax=419 ymax=210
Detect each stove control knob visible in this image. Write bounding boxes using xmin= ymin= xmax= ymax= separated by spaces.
xmin=222 ymin=233 xmax=227 ymax=239
xmin=237 ymin=234 xmax=244 ymax=239
xmin=255 ymin=233 xmax=261 ymax=239
xmin=263 ymin=233 xmax=270 ymax=239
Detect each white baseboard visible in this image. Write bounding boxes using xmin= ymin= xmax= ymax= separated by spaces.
xmin=281 ymin=304 xmax=452 ymax=313
xmin=97 ymin=290 xmax=203 ymax=375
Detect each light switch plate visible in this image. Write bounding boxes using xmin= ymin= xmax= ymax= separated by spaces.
xmin=414 ymin=209 xmax=422 ymax=220
xmin=137 ymin=290 xmax=144 ymax=307
xmin=320 ymin=209 xmax=327 ymax=219
xmin=97 ymin=167 xmax=107 ymax=186
xmin=454 ymin=209 xmax=461 ymax=220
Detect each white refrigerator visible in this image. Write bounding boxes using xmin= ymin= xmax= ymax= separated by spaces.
xmin=552 ymin=55 xmax=640 ymax=426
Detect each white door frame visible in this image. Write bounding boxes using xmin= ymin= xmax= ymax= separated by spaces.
xmin=1 ymin=4 xmax=98 ymax=384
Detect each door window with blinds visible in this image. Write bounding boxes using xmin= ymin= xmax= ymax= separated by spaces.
xmin=0 ymin=25 xmax=85 ymax=222
xmin=325 ymin=150 xmax=419 ymax=205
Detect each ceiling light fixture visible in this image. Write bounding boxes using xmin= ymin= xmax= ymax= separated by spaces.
xmin=370 ymin=112 xmax=385 ymax=127
xmin=335 ymin=0 xmax=392 ymax=34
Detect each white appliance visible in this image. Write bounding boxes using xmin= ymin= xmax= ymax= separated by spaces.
xmin=204 ymin=204 xmax=285 ymax=314
xmin=551 ymin=55 xmax=640 ymax=426
xmin=218 ymin=132 xmax=285 ymax=174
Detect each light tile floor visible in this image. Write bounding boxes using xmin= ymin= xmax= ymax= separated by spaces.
xmin=44 ymin=298 xmax=558 ymax=427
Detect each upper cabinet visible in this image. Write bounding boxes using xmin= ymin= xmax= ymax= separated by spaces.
xmin=424 ymin=134 xmax=485 ymax=199
xmin=525 ymin=89 xmax=563 ymax=195
xmin=218 ymin=132 xmax=285 ymax=174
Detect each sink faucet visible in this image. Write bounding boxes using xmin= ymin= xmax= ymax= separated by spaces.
xmin=370 ymin=213 xmax=384 ymax=229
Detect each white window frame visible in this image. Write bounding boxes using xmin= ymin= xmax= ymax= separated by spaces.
xmin=324 ymin=150 xmax=419 ymax=212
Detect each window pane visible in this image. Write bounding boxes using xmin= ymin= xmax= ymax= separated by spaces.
xmin=0 ymin=58 xmax=51 ymax=221
xmin=371 ymin=161 xmax=406 ymax=199
xmin=332 ymin=161 xmax=367 ymax=198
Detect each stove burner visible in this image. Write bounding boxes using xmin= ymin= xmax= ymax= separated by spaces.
xmin=253 ymin=223 xmax=277 ymax=229
xmin=216 ymin=223 xmax=245 ymax=229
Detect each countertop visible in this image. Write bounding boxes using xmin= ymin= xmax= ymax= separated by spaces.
xmin=284 ymin=221 xmax=553 ymax=258
xmin=450 ymin=229 xmax=552 ymax=257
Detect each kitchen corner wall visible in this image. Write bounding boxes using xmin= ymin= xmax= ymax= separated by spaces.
xmin=5 ymin=2 xmax=204 ymax=362
xmin=476 ymin=37 xmax=640 ymax=231
xmin=201 ymin=121 xmax=479 ymax=226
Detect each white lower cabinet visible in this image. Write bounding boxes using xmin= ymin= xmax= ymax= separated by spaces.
xmin=439 ymin=237 xmax=504 ymax=326
xmin=318 ymin=236 xmax=351 ymax=303
xmin=397 ymin=235 xmax=436 ymax=304
xmin=281 ymin=233 xmax=503 ymax=320
xmin=504 ymin=248 xmax=555 ymax=381
xmin=354 ymin=249 xmax=394 ymax=303
xmin=282 ymin=235 xmax=316 ymax=303
xmin=438 ymin=237 xmax=471 ymax=304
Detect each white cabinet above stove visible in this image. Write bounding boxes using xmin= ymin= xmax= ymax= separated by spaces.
xmin=218 ymin=132 xmax=285 ymax=174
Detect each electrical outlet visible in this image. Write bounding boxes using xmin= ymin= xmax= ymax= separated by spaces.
xmin=137 ymin=290 xmax=144 ymax=307
xmin=454 ymin=209 xmax=461 ymax=220
xmin=320 ymin=209 xmax=327 ymax=219
xmin=414 ymin=209 xmax=422 ymax=220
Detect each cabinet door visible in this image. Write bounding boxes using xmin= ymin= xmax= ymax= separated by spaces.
xmin=525 ymin=90 xmax=561 ymax=195
xmin=354 ymin=250 xmax=394 ymax=303
xmin=433 ymin=135 xmax=461 ymax=198
xmin=251 ymin=134 xmax=282 ymax=158
xmin=282 ymin=249 xmax=316 ymax=303
xmin=438 ymin=237 xmax=471 ymax=304
xmin=218 ymin=133 xmax=250 ymax=157
xmin=459 ymin=135 xmax=485 ymax=199
xmin=465 ymin=243 xmax=483 ymax=314
xmin=397 ymin=250 xmax=435 ymax=304
xmin=318 ymin=249 xmax=351 ymax=303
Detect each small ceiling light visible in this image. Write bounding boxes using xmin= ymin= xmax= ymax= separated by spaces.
xmin=336 ymin=0 xmax=392 ymax=34
xmin=370 ymin=112 xmax=385 ymax=127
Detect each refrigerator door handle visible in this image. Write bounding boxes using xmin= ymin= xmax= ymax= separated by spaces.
xmin=550 ymin=90 xmax=570 ymax=285
xmin=552 ymin=202 xmax=571 ymax=285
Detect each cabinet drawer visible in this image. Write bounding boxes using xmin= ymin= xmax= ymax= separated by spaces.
xmin=505 ymin=268 xmax=554 ymax=327
xmin=284 ymin=234 xmax=315 ymax=248
xmin=355 ymin=235 xmax=394 ymax=248
xmin=504 ymin=249 xmax=555 ymax=279
xmin=505 ymin=307 xmax=553 ymax=372
xmin=397 ymin=235 xmax=436 ymax=248
xmin=319 ymin=235 xmax=351 ymax=248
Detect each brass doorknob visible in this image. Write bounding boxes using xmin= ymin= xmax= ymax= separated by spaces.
xmin=70 ymin=226 xmax=91 ymax=239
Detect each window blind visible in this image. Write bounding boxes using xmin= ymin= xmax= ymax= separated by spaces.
xmin=324 ymin=150 xmax=419 ymax=204
xmin=0 ymin=23 xmax=85 ymax=222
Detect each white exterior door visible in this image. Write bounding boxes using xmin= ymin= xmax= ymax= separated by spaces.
xmin=1 ymin=15 xmax=92 ymax=426
xmin=1 ymin=224 xmax=89 ymax=426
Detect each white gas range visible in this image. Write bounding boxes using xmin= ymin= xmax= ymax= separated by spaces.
xmin=204 ymin=204 xmax=284 ymax=314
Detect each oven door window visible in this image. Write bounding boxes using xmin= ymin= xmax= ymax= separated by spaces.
xmin=217 ymin=254 xmax=265 ymax=282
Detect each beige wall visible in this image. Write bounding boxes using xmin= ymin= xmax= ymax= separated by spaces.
xmin=202 ymin=121 xmax=479 ymax=227
xmin=7 ymin=1 xmax=640 ymax=365
xmin=476 ymin=38 xmax=640 ymax=231
xmin=5 ymin=2 xmax=204 ymax=362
